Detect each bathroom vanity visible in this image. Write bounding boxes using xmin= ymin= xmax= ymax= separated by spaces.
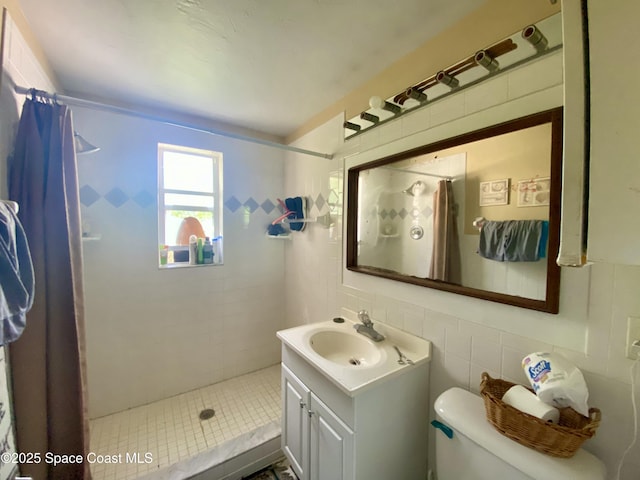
xmin=277 ymin=318 xmax=431 ymax=480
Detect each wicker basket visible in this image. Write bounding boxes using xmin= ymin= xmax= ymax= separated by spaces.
xmin=479 ymin=372 xmax=601 ymax=458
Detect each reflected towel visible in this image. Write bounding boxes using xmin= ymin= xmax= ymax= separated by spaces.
xmin=285 ymin=196 xmax=306 ymax=231
xmin=478 ymin=220 xmax=547 ymax=262
xmin=0 ymin=203 xmax=34 ymax=344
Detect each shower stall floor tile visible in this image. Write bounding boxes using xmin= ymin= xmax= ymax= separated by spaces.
xmin=89 ymin=364 xmax=282 ymax=480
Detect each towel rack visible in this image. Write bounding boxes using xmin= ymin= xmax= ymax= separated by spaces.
xmin=0 ymin=200 xmax=19 ymax=214
xmin=473 ymin=216 xmax=485 ymax=230
xmin=280 ymin=212 xmax=333 ymax=228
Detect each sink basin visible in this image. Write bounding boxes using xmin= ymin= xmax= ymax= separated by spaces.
xmin=277 ymin=318 xmax=431 ymax=395
xmin=309 ymin=330 xmax=382 ymax=366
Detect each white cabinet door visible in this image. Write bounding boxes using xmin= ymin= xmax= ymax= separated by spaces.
xmin=282 ymin=366 xmax=310 ymax=479
xmin=309 ymin=392 xmax=354 ymax=480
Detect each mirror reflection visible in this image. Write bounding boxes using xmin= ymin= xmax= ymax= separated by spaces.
xmin=347 ymin=108 xmax=562 ymax=313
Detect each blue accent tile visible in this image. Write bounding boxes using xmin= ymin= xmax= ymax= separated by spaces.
xmin=315 ymin=193 xmax=325 ymax=211
xmin=380 ymin=210 xmax=388 ymax=219
xmin=132 ymin=190 xmax=154 ymax=208
xmin=398 ymin=208 xmax=408 ymax=219
xmin=225 ymin=196 xmax=241 ymax=212
xmin=104 ymin=188 xmax=128 ymax=208
xmin=244 ymin=197 xmax=259 ymax=213
xmin=80 ymin=185 xmax=100 ymax=207
xmin=261 ymin=199 xmax=276 ymax=214
xmin=389 ymin=209 xmax=398 ymax=219
xmin=422 ymin=206 xmax=433 ymax=217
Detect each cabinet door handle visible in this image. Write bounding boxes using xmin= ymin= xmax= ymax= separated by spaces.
xmin=299 ymin=400 xmax=306 ymax=409
xmin=307 ymin=410 xmax=315 ymax=417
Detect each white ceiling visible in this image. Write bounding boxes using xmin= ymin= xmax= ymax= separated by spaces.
xmin=17 ymin=0 xmax=485 ymax=138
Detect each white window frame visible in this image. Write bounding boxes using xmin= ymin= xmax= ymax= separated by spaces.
xmin=157 ymin=143 xmax=223 ymax=265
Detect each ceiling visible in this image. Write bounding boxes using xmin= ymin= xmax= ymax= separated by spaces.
xmin=17 ymin=0 xmax=485 ymax=138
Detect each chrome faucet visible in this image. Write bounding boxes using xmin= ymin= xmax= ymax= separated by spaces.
xmin=354 ymin=310 xmax=385 ymax=342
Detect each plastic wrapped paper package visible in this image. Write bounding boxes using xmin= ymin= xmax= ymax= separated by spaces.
xmin=522 ymin=352 xmax=590 ymax=417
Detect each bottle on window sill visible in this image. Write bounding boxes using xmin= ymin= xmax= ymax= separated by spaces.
xmin=203 ymin=237 xmax=213 ymax=264
xmin=197 ymin=237 xmax=204 ymax=264
xmin=189 ymin=235 xmax=198 ymax=265
xmin=212 ymin=236 xmax=223 ymax=264
xmin=159 ymin=245 xmax=168 ymax=266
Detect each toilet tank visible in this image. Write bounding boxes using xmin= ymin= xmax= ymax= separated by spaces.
xmin=433 ymin=388 xmax=606 ymax=480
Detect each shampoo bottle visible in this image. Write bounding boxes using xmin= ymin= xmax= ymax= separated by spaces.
xmin=197 ymin=237 xmax=204 ymax=264
xmin=203 ymin=237 xmax=213 ymax=264
xmin=189 ymin=235 xmax=198 ymax=265
xmin=159 ymin=244 xmax=168 ymax=266
xmin=212 ymin=236 xmax=222 ymax=264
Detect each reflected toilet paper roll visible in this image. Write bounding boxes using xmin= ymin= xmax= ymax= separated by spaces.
xmin=502 ymin=385 xmax=560 ymax=423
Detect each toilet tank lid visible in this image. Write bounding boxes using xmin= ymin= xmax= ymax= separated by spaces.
xmin=434 ymin=388 xmax=606 ymax=480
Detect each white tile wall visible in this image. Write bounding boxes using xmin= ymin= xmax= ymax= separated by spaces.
xmin=284 ymin=47 xmax=640 ymax=479
xmin=507 ymin=52 xmax=564 ymax=100
xmin=464 ymin=76 xmax=509 ymax=115
xmin=429 ymin=94 xmax=466 ymax=127
xmin=75 ymin=106 xmax=287 ymax=418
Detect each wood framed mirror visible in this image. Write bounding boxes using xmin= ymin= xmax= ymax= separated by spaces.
xmin=346 ymin=107 xmax=563 ymax=313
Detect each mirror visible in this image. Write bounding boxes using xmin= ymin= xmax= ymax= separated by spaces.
xmin=346 ymin=108 xmax=562 ymax=313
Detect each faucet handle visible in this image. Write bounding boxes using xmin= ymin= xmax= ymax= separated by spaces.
xmin=357 ymin=310 xmax=373 ymax=326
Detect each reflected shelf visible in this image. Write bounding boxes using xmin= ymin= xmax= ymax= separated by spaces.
xmin=82 ymin=234 xmax=102 ymax=242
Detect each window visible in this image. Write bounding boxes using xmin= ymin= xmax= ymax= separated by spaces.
xmin=158 ymin=143 xmax=223 ymax=266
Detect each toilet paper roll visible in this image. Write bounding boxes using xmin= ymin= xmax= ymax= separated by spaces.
xmin=502 ymin=385 xmax=560 ymax=424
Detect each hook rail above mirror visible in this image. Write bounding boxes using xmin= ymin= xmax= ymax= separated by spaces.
xmin=344 ymin=14 xmax=563 ymax=140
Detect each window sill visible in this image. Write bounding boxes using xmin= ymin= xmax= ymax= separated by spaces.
xmin=159 ymin=262 xmax=222 ymax=269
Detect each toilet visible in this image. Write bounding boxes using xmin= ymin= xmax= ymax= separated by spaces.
xmin=433 ymin=388 xmax=606 ymax=480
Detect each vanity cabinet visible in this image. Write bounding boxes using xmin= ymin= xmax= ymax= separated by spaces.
xmin=283 ymin=366 xmax=354 ymax=480
xmin=309 ymin=391 xmax=354 ymax=480
xmin=280 ymin=344 xmax=429 ymax=480
xmin=282 ymin=366 xmax=310 ymax=477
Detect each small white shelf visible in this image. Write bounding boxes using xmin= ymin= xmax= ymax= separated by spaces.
xmin=379 ymin=233 xmax=400 ymax=238
xmin=82 ymin=234 xmax=102 ymax=242
xmin=279 ymin=212 xmax=333 ymax=228
xmin=266 ymin=233 xmax=291 ymax=240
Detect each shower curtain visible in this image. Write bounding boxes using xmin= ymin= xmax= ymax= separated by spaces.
xmin=8 ymin=93 xmax=91 ymax=479
xmin=429 ymin=180 xmax=461 ymax=284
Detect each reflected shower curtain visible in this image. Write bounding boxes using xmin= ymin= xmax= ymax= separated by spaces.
xmin=8 ymin=94 xmax=90 ymax=479
xmin=429 ymin=180 xmax=461 ymax=284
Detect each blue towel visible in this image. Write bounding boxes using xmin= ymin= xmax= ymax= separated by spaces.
xmin=285 ymin=196 xmax=306 ymax=232
xmin=538 ymin=220 xmax=549 ymax=259
xmin=478 ymin=220 xmax=547 ymax=262
xmin=0 ymin=203 xmax=34 ymax=345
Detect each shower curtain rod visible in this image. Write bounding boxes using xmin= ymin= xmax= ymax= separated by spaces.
xmin=12 ymin=83 xmax=334 ymax=160
xmin=381 ymin=165 xmax=452 ymax=180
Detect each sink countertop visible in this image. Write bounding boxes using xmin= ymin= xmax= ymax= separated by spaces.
xmin=277 ymin=318 xmax=431 ymax=396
